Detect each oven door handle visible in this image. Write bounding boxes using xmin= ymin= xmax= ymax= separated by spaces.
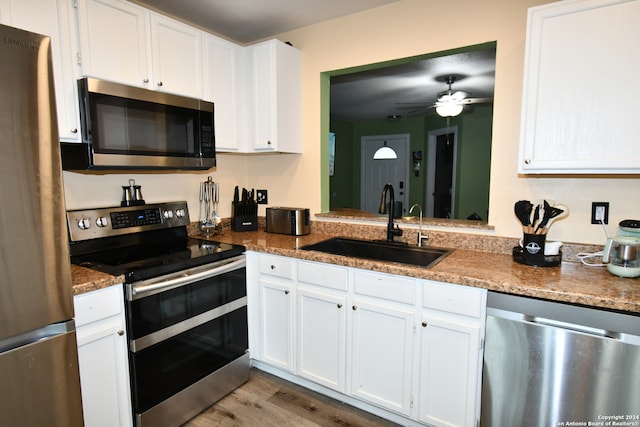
xmin=130 ymin=256 xmax=246 ymax=299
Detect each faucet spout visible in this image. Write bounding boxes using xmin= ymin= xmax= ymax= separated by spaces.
xmin=409 ymin=203 xmax=428 ymax=246
xmin=379 ymin=184 xmax=402 ymax=242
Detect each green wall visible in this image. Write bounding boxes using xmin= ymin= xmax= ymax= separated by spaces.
xmin=330 ymin=105 xmax=492 ymax=220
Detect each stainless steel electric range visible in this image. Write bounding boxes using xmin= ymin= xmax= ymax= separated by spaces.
xmin=67 ymin=201 xmax=249 ymax=427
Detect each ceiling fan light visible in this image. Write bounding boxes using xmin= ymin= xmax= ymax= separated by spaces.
xmin=436 ymin=102 xmax=463 ymax=117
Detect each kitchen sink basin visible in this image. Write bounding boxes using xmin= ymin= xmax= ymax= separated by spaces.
xmin=300 ymin=237 xmax=453 ymax=268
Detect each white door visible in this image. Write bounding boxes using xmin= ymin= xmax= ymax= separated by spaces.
xmin=361 ymin=134 xmax=410 ymax=215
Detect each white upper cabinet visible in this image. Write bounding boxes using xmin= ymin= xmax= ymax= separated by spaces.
xmin=519 ymin=0 xmax=640 ymax=174
xmin=149 ymin=13 xmax=203 ymax=98
xmin=249 ymin=40 xmax=302 ymax=153
xmin=0 ymin=0 xmax=81 ymax=141
xmin=204 ymin=35 xmax=241 ymax=151
xmin=75 ymin=0 xmax=150 ymax=89
xmin=76 ymin=0 xmax=203 ymax=98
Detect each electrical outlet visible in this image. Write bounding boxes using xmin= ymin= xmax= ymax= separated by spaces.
xmin=256 ymin=189 xmax=268 ymax=204
xmin=591 ymin=202 xmax=609 ymax=224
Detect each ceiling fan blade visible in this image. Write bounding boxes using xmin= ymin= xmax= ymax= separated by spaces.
xmin=397 ymin=104 xmax=435 ymax=109
xmin=460 ymin=97 xmax=493 ymax=105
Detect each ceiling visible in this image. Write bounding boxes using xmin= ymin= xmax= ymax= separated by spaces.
xmin=130 ymin=0 xmax=400 ymax=44
xmin=129 ymin=0 xmax=495 ymax=122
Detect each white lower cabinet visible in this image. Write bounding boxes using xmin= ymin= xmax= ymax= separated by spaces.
xmin=297 ymin=287 xmax=347 ymax=392
xmin=249 ymin=252 xmax=486 ymax=427
xmin=417 ymin=280 xmax=486 ymax=427
xmin=257 ymin=254 xmax=295 ymax=372
xmin=350 ymin=296 xmax=414 ymax=416
xmin=74 ymin=285 xmax=132 ymax=427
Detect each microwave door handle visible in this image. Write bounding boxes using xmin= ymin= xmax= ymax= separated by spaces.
xmin=130 ymin=257 xmax=246 ymax=299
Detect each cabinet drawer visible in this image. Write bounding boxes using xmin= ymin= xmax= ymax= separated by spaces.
xmin=354 ymin=270 xmax=415 ymax=304
xmin=422 ymin=281 xmax=485 ymax=319
xmin=74 ymin=285 xmax=123 ymax=327
xmin=298 ymin=261 xmax=348 ymax=291
xmin=259 ymin=254 xmax=293 ymax=279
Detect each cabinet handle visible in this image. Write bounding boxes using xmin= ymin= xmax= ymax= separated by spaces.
xmin=284 ymin=290 xmax=290 ymax=295
xmin=157 ymin=81 xmax=163 ymax=87
xmin=270 ymin=265 xmax=276 ymax=269
xmin=524 ymin=158 xmax=531 ymax=164
xmin=337 ymin=303 xmax=343 ymax=308
xmin=267 ymin=140 xmax=272 ymax=145
xmin=143 ymin=78 xmax=149 ymax=83
xmin=352 ymin=305 xmax=357 ymax=310
xmin=117 ymin=330 xmax=125 ymax=336
xmin=422 ymin=321 xmax=428 ymax=328
xmin=70 ymin=128 xmax=78 ymax=133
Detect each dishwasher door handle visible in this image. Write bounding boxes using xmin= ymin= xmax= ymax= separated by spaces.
xmin=526 ymin=315 xmax=620 ymax=339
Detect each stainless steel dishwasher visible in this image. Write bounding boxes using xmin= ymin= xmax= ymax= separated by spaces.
xmin=481 ymin=291 xmax=640 ymax=426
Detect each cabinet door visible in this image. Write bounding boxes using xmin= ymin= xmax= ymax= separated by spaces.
xmin=204 ymin=35 xmax=239 ymax=151
xmin=519 ymin=0 xmax=640 ymax=173
xmin=1 ymin=0 xmax=81 ymax=141
xmin=250 ymin=40 xmax=302 ymax=153
xmin=75 ymin=285 xmax=132 ymax=427
xmin=297 ymin=287 xmax=347 ymax=392
xmin=350 ymin=298 xmax=414 ymax=416
xmin=259 ymin=278 xmax=294 ymax=372
xmin=75 ymin=0 xmax=150 ymax=88
xmin=417 ymin=314 xmax=481 ymax=427
xmin=149 ymin=13 xmax=203 ymax=98
xmin=77 ymin=318 xmax=132 ymax=427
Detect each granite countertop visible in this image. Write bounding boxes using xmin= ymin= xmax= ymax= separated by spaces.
xmin=70 ymin=221 xmax=640 ymax=314
xmin=197 ymin=227 xmax=640 ymax=314
xmin=71 ymin=264 xmax=124 ymax=296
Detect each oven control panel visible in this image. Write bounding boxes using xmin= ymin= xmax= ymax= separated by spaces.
xmin=67 ymin=201 xmax=190 ymax=242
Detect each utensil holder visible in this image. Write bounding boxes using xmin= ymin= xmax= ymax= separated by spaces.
xmin=231 ymin=202 xmax=258 ymax=232
xmin=513 ymin=233 xmax=561 ymax=267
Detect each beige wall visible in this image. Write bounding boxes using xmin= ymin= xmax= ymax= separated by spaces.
xmin=64 ymin=0 xmax=639 ymax=245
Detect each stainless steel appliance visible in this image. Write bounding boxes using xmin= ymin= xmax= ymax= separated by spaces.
xmin=67 ymin=202 xmax=248 ymax=427
xmin=481 ymin=291 xmax=640 ymax=426
xmin=266 ymin=207 xmax=311 ymax=235
xmin=60 ymin=77 xmax=215 ymax=170
xmin=0 ymin=24 xmax=83 ymax=426
xmin=603 ymin=219 xmax=640 ymax=277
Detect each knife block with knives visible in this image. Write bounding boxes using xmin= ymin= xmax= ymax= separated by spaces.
xmin=232 ymin=186 xmax=258 ymax=232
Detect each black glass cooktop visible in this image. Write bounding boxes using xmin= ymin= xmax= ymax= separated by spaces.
xmin=71 ymin=237 xmax=245 ymax=283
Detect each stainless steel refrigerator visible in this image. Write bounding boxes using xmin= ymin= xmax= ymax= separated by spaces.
xmin=0 ymin=24 xmax=84 ymax=426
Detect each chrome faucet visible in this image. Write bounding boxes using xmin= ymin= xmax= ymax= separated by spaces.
xmin=409 ymin=203 xmax=428 ymax=246
xmin=379 ymin=183 xmax=403 ymax=242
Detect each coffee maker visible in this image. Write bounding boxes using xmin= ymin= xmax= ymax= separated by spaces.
xmin=603 ymin=219 xmax=640 ymax=278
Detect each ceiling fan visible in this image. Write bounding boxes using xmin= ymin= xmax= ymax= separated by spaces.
xmin=398 ymin=75 xmax=493 ymax=117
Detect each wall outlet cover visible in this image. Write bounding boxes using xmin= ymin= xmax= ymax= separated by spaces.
xmin=256 ymin=189 xmax=268 ymax=204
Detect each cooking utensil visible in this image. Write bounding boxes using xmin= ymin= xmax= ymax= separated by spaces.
xmin=535 ymin=200 xmax=565 ymax=234
xmin=514 ymin=200 xmax=533 ymax=232
xmin=531 ymin=204 xmax=540 ymax=233
xmin=200 ymin=176 xmax=223 ymax=235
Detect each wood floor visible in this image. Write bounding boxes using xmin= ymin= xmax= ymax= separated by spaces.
xmin=182 ymin=369 xmax=400 ymax=427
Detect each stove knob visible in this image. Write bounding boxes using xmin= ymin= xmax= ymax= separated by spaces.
xmin=78 ymin=218 xmax=91 ymax=230
xmin=96 ymin=216 xmax=108 ymax=227
xmin=175 ymin=208 xmax=185 ymax=218
xmin=163 ymin=210 xmax=174 ymax=220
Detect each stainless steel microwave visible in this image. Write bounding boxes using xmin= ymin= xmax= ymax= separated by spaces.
xmin=61 ymin=78 xmax=215 ymax=170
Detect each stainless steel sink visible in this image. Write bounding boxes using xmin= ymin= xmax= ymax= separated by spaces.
xmin=300 ymin=237 xmax=453 ymax=268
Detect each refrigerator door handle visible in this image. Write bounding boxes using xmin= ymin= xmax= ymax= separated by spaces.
xmin=0 ymin=320 xmax=76 ymax=354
